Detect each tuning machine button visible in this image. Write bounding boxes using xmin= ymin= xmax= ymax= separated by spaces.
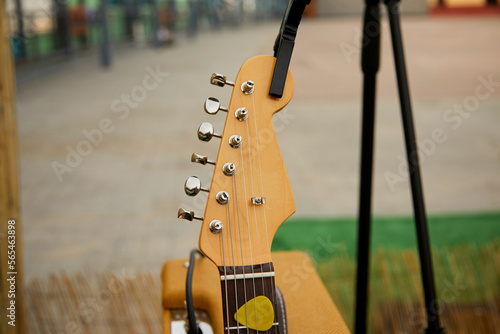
xmin=191 ymin=153 xmax=215 ymax=166
xmin=204 ymin=97 xmax=228 ymax=115
xmin=184 ymin=176 xmax=209 ymax=196
xmin=198 ymin=122 xmax=222 ymax=142
xmin=210 ymin=73 xmax=235 ymax=87
xmin=177 ymin=208 xmax=203 ymax=221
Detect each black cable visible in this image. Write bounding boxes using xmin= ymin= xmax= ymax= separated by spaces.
xmin=186 ymin=249 xmax=204 ymax=334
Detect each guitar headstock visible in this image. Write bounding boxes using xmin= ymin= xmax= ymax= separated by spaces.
xmin=179 ymin=55 xmax=295 ymax=267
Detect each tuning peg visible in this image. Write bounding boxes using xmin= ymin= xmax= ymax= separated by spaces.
xmin=204 ymin=97 xmax=228 ymax=115
xmin=198 ymin=122 xmax=222 ymax=142
xmin=184 ymin=176 xmax=209 ymax=196
xmin=241 ymin=80 xmax=255 ymax=94
xmin=210 ymin=73 xmax=235 ymax=87
xmin=191 ymin=153 xmax=215 ymax=166
xmin=177 ymin=208 xmax=203 ymax=221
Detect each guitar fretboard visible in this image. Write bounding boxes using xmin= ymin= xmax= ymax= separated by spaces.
xmin=219 ymin=262 xmax=284 ymax=333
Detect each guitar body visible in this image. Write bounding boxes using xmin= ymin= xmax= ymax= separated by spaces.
xmin=171 ymin=55 xmax=351 ymax=333
xmin=162 ymin=251 xmax=351 ymax=334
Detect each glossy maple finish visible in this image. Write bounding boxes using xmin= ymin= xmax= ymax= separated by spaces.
xmin=199 ymin=55 xmax=295 ymax=267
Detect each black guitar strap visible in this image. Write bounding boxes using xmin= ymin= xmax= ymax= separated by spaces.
xmin=269 ymin=0 xmax=311 ymax=98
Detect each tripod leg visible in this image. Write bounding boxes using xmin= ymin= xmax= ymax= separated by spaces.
xmin=384 ymin=1 xmax=445 ymax=333
xmin=355 ymin=1 xmax=381 ymax=333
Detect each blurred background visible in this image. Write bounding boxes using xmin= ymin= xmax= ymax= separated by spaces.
xmin=1 ymin=0 xmax=499 ymax=333
xmin=6 ymin=0 xmax=292 ymax=62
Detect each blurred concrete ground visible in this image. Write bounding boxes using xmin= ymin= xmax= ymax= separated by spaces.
xmin=16 ymin=16 xmax=500 ymax=279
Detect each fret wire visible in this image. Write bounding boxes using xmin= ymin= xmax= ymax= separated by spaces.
xmin=219 ymin=270 xmax=277 ymax=332
xmin=220 ymin=272 xmax=275 ymax=281
xmin=226 ymin=322 xmax=279 ymax=331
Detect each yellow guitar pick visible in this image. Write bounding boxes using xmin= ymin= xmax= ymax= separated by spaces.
xmin=234 ymin=295 xmax=274 ymax=331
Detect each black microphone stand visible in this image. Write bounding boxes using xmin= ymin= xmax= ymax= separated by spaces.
xmin=270 ymin=1 xmax=445 ymax=333
xmin=355 ymin=1 xmax=445 ymax=333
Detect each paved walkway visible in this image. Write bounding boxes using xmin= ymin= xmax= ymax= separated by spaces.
xmin=16 ymin=16 xmax=500 ymax=279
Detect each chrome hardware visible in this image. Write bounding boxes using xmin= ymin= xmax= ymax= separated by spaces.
xmin=222 ymin=163 xmax=236 ymax=176
xmin=209 ymin=220 xmax=223 ymax=234
xmin=210 ymin=73 xmax=234 ymax=87
xmin=204 ymin=97 xmax=228 ymax=115
xmin=235 ymin=108 xmax=248 ymax=121
xmin=191 ymin=153 xmax=215 ymax=166
xmin=198 ymin=122 xmax=222 ymax=142
xmin=184 ymin=176 xmax=209 ymax=196
xmin=216 ymin=191 xmax=230 ymax=205
xmin=229 ymin=135 xmax=242 ymax=148
xmin=251 ymin=197 xmax=266 ymax=205
xmin=241 ymin=80 xmax=254 ymax=94
xmin=177 ymin=208 xmax=203 ymax=221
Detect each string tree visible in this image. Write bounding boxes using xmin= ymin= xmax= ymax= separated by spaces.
xmin=251 ymin=197 xmax=266 ymax=205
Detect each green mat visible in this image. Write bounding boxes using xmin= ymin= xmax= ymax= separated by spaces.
xmin=271 ymin=212 xmax=500 ymax=333
xmin=272 ymin=212 xmax=500 ymax=259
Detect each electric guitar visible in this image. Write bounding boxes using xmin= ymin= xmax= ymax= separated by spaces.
xmin=178 ymin=55 xmax=295 ymax=333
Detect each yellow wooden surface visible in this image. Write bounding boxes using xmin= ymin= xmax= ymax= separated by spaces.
xmin=428 ymin=0 xmax=487 ymax=7
xmin=0 ymin=3 xmax=25 ymax=333
xmin=162 ymin=251 xmax=351 ymax=334
xmin=199 ymin=55 xmax=296 ymax=267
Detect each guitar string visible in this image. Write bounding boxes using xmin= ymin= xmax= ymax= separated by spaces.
xmin=239 ymin=145 xmax=258 ymax=333
xmin=226 ymin=193 xmax=240 ymax=334
xmin=245 ymin=105 xmax=264 ymax=333
xmin=221 ymin=223 xmax=230 ymax=334
xmin=251 ymin=90 xmax=278 ymax=334
xmin=232 ymin=176 xmax=250 ymax=334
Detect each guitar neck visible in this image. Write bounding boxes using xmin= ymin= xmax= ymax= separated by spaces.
xmin=178 ymin=55 xmax=295 ymax=333
xmin=219 ymin=262 xmax=281 ymax=333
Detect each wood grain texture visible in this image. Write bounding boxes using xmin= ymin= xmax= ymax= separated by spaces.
xmin=162 ymin=252 xmax=351 ymax=334
xmin=199 ymin=55 xmax=295 ymax=267
xmin=0 ymin=3 xmax=25 ymax=333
